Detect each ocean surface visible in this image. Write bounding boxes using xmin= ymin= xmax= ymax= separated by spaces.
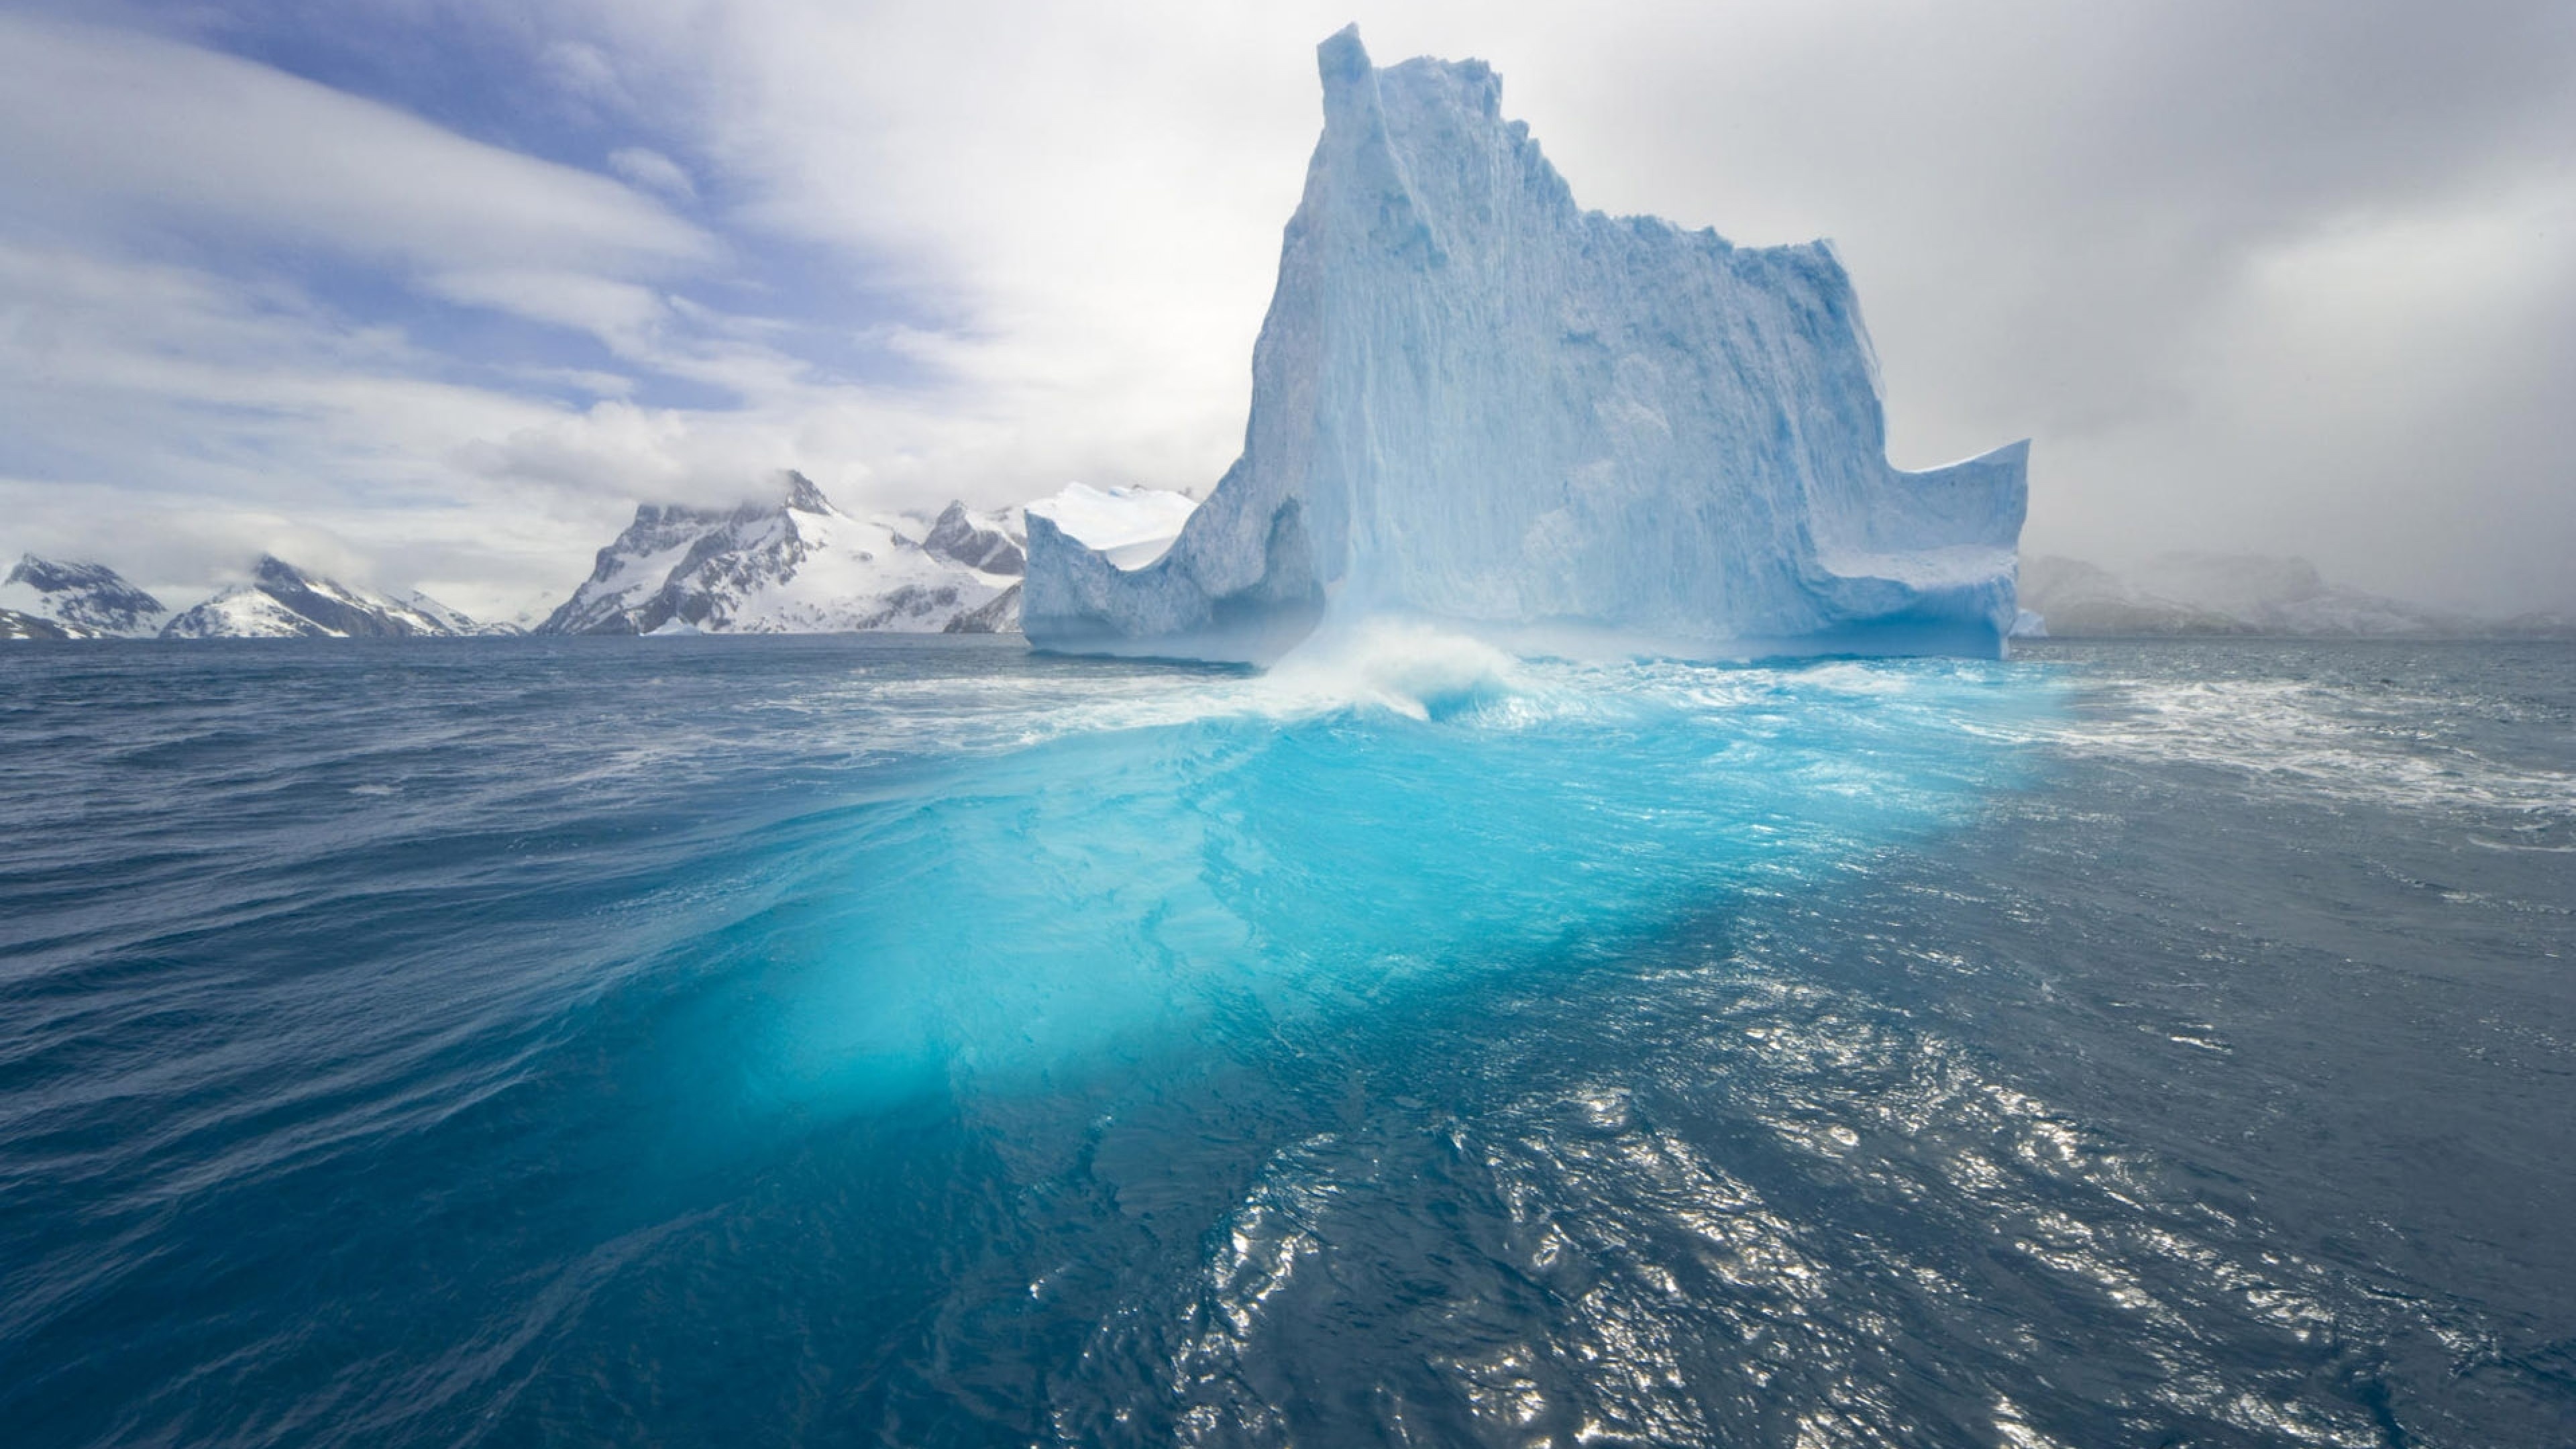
xmin=1 ymin=633 xmax=2570 ymax=1447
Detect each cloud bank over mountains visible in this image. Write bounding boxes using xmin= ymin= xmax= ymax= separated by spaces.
xmin=1 ymin=0 xmax=2569 ymax=621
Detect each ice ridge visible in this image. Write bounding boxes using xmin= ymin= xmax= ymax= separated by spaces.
xmin=1023 ymin=26 xmax=2027 ymax=662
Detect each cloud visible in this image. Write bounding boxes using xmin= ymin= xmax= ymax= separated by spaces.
xmin=1 ymin=1 xmax=2571 ymax=616
xmin=423 ymin=268 xmax=672 ymax=356
xmin=0 ymin=12 xmax=712 ymax=278
xmin=507 ymin=0 xmax=2574 ymax=611
xmin=609 ymin=146 xmax=699 ymax=203
xmin=0 ymin=237 xmax=612 ymax=606
xmin=0 ymin=11 xmax=839 ymax=614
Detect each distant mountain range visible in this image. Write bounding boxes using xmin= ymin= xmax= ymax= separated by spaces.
xmin=5 ymin=551 xmax=508 ymax=639
xmin=538 ymin=473 xmax=1023 ymax=635
xmin=162 ymin=555 xmax=517 ymax=639
xmin=2016 ymin=553 xmax=2573 ymax=639
xmin=1 ymin=472 xmax=1045 ymax=643
xmin=1 ymin=555 xmax=169 ymax=638
xmin=19 ymin=506 xmax=2563 ymax=647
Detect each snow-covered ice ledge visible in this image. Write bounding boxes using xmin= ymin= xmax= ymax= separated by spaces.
xmin=1024 ymin=26 xmax=2027 ymax=663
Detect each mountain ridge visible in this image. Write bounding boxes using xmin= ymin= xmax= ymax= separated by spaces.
xmin=161 ymin=556 xmax=508 ymax=639
xmin=1 ymin=554 xmax=168 ymax=637
xmin=537 ymin=472 xmax=1025 ymax=636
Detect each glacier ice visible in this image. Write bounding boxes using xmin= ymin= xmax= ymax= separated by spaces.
xmin=1024 ymin=26 xmax=2027 ymax=663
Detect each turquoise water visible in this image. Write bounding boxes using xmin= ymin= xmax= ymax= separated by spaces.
xmin=734 ymin=633 xmax=2044 ymax=1110
xmin=2 ymin=635 xmax=2570 ymax=1445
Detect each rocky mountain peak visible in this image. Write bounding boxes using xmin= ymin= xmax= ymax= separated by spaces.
xmin=540 ymin=480 xmax=1024 ymax=636
xmin=1 ymin=553 xmax=168 ymax=637
xmin=13 ymin=554 xmax=125 ymax=594
xmin=162 ymin=557 xmax=496 ymax=639
xmin=922 ymin=502 xmax=1025 ymax=576
xmin=783 ymin=470 xmax=835 ymax=515
xmin=252 ymin=554 xmax=309 ymax=588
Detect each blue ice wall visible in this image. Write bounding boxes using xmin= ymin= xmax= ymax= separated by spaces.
xmin=1025 ymin=26 xmax=2028 ymax=663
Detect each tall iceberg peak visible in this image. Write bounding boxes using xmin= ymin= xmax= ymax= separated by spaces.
xmin=1024 ymin=26 xmax=2029 ymax=661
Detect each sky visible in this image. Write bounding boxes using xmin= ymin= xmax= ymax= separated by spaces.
xmin=0 ymin=0 xmax=2569 ymax=621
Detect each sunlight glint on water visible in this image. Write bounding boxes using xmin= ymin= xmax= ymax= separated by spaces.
xmin=1 ymin=636 xmax=2571 ymax=1448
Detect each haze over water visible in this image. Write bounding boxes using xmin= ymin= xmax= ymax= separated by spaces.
xmin=3 ymin=636 xmax=2571 ymax=1446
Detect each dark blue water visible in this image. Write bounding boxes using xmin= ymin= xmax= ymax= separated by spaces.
xmin=2 ymin=634 xmax=2570 ymax=1446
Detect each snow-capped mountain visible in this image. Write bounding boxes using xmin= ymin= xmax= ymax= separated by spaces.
xmin=0 ymin=609 xmax=76 ymax=640
xmin=161 ymin=556 xmax=506 ymax=639
xmin=394 ymin=590 xmax=521 ymax=637
xmin=1 ymin=555 xmax=168 ymax=637
xmin=539 ymin=472 xmax=1025 ymax=635
xmin=2017 ymin=554 xmax=2477 ymax=638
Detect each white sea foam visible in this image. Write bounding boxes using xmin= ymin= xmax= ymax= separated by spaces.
xmin=2053 ymin=674 xmax=2575 ymax=822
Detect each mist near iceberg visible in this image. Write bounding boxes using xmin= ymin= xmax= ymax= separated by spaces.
xmin=1026 ymin=28 xmax=2027 ymax=664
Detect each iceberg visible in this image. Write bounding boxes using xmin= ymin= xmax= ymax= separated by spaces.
xmin=1024 ymin=27 xmax=2027 ymax=663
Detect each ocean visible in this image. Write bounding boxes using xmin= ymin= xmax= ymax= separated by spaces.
xmin=1 ymin=634 xmax=2569 ymax=1446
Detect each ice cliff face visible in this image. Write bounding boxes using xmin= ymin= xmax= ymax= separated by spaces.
xmin=539 ymin=472 xmax=1024 ymax=636
xmin=1024 ymin=27 xmax=2028 ymax=662
xmin=161 ymin=557 xmax=503 ymax=639
xmin=1 ymin=555 xmax=167 ymax=638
